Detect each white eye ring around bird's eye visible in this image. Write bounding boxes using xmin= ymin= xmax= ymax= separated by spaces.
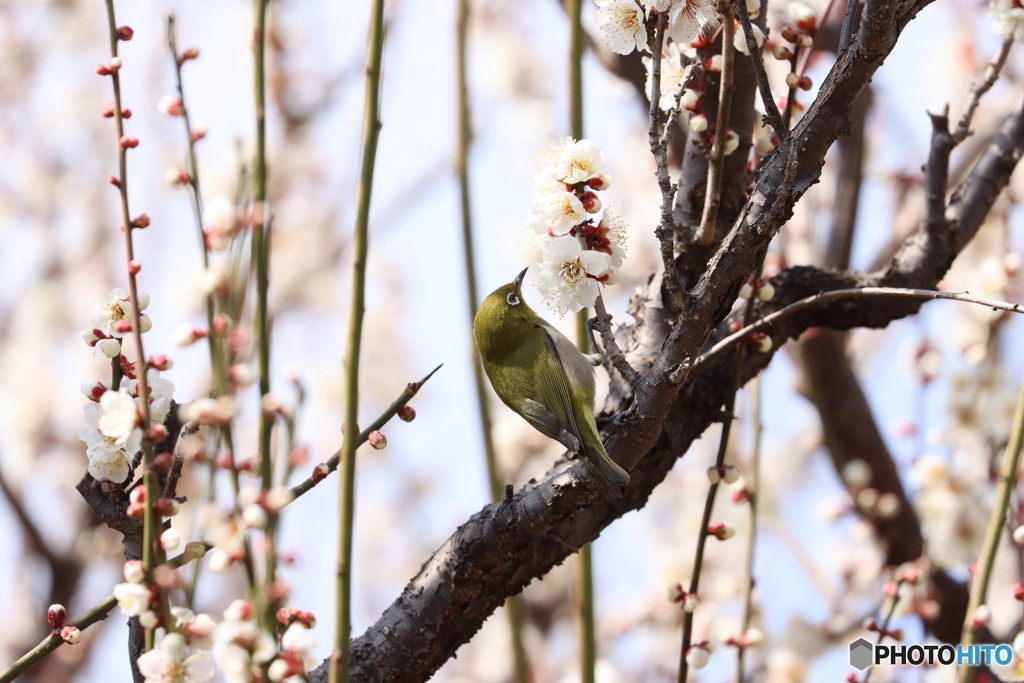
xmin=506 ymin=293 xmax=521 ymax=306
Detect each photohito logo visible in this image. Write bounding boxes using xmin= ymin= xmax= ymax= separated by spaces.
xmin=848 ymin=639 xmax=1014 ymax=671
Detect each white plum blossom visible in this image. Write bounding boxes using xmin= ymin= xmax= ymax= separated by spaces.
xmin=537 ymin=235 xmax=613 ymax=316
xmin=128 ymin=370 xmax=175 ymax=425
xmin=203 ymin=197 xmax=241 ymax=251
xmin=595 ymin=0 xmax=647 ymax=55
xmin=113 ymin=582 xmax=152 ymax=616
xmin=594 ymin=209 xmax=629 ymax=268
xmin=80 ymin=390 xmax=143 ymax=483
xmin=991 ymin=0 xmax=1024 ymax=42
xmin=733 ymin=22 xmax=766 ymax=55
xmin=136 ymin=632 xmax=215 ymax=683
xmin=91 ymin=288 xmax=135 ymax=338
xmin=97 ymin=390 xmax=141 ymax=447
xmin=644 ymin=42 xmax=692 ymax=111
xmin=533 ymin=176 xmax=586 ymax=233
xmin=545 ymin=138 xmax=605 ymax=184
xmin=658 ymin=0 xmax=717 ymax=44
xmin=213 ymin=607 xmax=276 ymax=683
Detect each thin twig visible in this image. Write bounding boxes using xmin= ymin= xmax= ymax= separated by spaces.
xmin=648 ymin=13 xmax=687 ymax=308
xmin=698 ymin=0 xmax=737 ymax=246
xmin=959 ymin=371 xmax=1024 ymax=682
xmin=591 ymin=294 xmax=642 ymax=388
xmin=782 ymin=46 xmax=801 ymax=128
xmin=696 ymin=287 xmax=1024 ymax=370
xmin=734 ymin=375 xmax=761 ymax=683
xmin=102 ymin=0 xmax=160 ymax=650
xmin=288 ymin=365 xmax=441 ymax=502
xmin=863 ymin=579 xmax=906 ymax=683
xmin=0 ymin=547 xmax=206 ymax=683
xmin=735 ymin=0 xmax=785 ymax=136
xmin=953 ymin=37 xmax=1013 ymax=146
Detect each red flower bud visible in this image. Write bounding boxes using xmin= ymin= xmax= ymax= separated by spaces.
xmin=48 ymin=604 xmax=66 ymax=629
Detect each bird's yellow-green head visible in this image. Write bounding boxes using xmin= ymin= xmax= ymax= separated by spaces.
xmin=473 ymin=268 xmax=541 ymax=359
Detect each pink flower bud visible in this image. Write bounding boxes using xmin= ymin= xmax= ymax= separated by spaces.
xmin=180 ymin=47 xmax=200 ymax=62
xmin=127 ymin=260 xmax=141 ymax=275
xmin=145 ymin=424 xmax=169 ymax=443
xmin=122 ymin=108 xmax=132 ymax=119
xmin=225 ymin=599 xmax=252 ymax=621
xmin=160 ymin=528 xmax=181 ymax=551
xmin=228 ymin=364 xmax=256 ymax=388
xmin=882 ymin=581 xmax=898 ymax=598
xmin=587 ymin=173 xmax=611 ymax=191
xmin=154 ymin=498 xmax=180 ymax=516
xmin=797 ymin=75 xmax=813 ymax=91
xmin=788 ymin=2 xmax=817 ymax=32
xmin=108 ymin=175 xmax=120 ymax=187
xmin=780 ymin=25 xmax=801 ymax=43
xmin=164 ymin=167 xmax=191 ymax=187
xmin=190 ymin=124 xmax=207 ymax=143
xmin=95 ymin=64 xmax=111 ymax=76
xmin=123 ymin=560 xmax=146 ymax=584
xmin=59 ymin=626 xmax=81 ymax=644
xmin=708 ymin=522 xmax=735 ymax=540
xmin=130 ymin=214 xmax=150 ymax=229
xmin=118 ymin=25 xmax=134 ymax=41
xmin=312 ymin=463 xmax=330 ymax=482
xmin=689 ymin=113 xmax=708 ymax=133
xmin=680 ymin=89 xmax=701 ymax=112
xmin=170 ymin=324 xmax=207 ymax=347
xmin=970 ymin=605 xmax=990 ymax=630
xmin=151 ymin=452 xmax=174 ymax=472
xmin=368 ymin=431 xmax=387 ymax=450
xmin=127 ymin=503 xmax=145 ymax=520
xmin=130 ymin=487 xmax=146 ymax=506
xmin=158 ymin=95 xmax=185 ymax=117
xmin=773 ymin=44 xmax=793 ymax=60
xmin=48 ymin=604 xmax=66 ymax=629
xmin=149 ymin=355 xmax=173 ymax=371
xmin=728 ymin=320 xmax=743 ymax=333
xmin=1014 ymin=583 xmax=1024 ymax=601
xmin=119 ymin=136 xmax=139 ymax=149
xmin=101 ymin=104 xmax=116 ymax=118
xmin=398 ymin=405 xmax=416 ymax=422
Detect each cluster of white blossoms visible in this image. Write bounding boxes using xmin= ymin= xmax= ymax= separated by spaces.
xmin=595 ymin=0 xmax=716 ymax=55
xmin=527 ymin=138 xmax=628 ymax=316
xmin=78 ymin=288 xmax=175 ymax=483
xmin=991 ymin=0 xmax=1024 ymax=41
xmin=109 ymin=583 xmax=317 ymax=683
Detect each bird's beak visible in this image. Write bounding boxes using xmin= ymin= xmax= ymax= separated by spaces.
xmin=513 ymin=267 xmax=528 ymax=295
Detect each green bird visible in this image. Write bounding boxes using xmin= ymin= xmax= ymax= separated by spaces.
xmin=473 ymin=268 xmax=630 ymax=496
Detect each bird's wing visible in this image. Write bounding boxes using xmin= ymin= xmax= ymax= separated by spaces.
xmin=528 ymin=324 xmax=586 ymax=451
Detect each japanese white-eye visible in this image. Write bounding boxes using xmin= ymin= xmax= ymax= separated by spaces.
xmin=473 ymin=268 xmax=630 ymax=496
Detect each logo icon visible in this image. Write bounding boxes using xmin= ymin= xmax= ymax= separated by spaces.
xmin=850 ymin=638 xmax=873 ymax=671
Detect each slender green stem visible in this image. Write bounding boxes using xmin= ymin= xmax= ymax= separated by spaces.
xmin=252 ymin=0 xmax=271 ymax=494
xmin=103 ymin=0 xmax=159 ymax=650
xmin=331 ymin=0 xmax=386 ymax=679
xmin=568 ymin=1 xmax=596 ymax=681
xmin=959 ymin=371 xmax=1024 ymax=681
xmin=735 ymin=376 xmax=761 ymax=683
xmin=455 ymin=2 xmax=530 ymax=679
xmin=678 ymin=252 xmax=766 ymax=683
xmin=0 ymin=547 xmax=205 ymax=683
xmin=864 ymin=580 xmax=904 ymax=683
xmin=698 ymin=0 xmax=736 ymax=246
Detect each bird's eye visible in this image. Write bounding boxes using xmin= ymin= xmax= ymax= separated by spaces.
xmin=506 ymin=293 xmax=521 ymax=307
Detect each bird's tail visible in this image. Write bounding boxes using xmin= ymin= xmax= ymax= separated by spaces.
xmin=581 ymin=440 xmax=630 ymax=498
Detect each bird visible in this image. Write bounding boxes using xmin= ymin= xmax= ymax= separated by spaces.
xmin=473 ymin=267 xmax=630 ymax=496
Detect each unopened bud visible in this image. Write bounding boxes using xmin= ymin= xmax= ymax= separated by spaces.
xmin=182 ymin=541 xmax=207 ymax=563
xmin=722 ymin=465 xmax=740 ymax=484
xmin=751 ymin=332 xmax=772 ymax=353
xmin=164 ymin=167 xmax=191 ymax=187
xmin=690 ymin=33 xmax=709 ymax=49
xmin=48 ymin=604 xmax=66 ymax=629
xmin=707 ymin=55 xmax=723 ymax=72
xmin=708 ymin=522 xmax=735 ymax=540
xmin=95 ymin=63 xmax=111 ymax=76
xmin=970 ymin=604 xmax=991 ymax=630
xmin=680 ymin=89 xmax=701 ymax=112
xmin=581 ymin=192 xmax=601 ymax=214
xmin=312 ymin=463 xmax=330 ymax=482
xmin=145 ymin=424 xmax=169 ymax=443
xmin=130 ymin=214 xmax=151 ymax=229
xmin=180 ymin=47 xmax=200 ymax=62
xmin=158 ymin=95 xmax=185 ymax=117
xmin=160 ymin=528 xmax=181 ymax=551
xmin=686 ymin=644 xmax=710 ymax=670
xmin=724 ymin=129 xmax=739 ymax=155
xmin=127 ymin=503 xmax=145 ymax=520
xmin=108 ymin=175 xmax=120 ymax=187
xmin=706 ymin=466 xmax=721 ymax=484
xmin=119 ymin=136 xmax=139 ymax=149
xmin=121 ymin=108 xmax=132 ymax=119
xmin=739 ymin=282 xmax=754 ymax=299
xmin=773 ymin=44 xmax=793 ymax=60
xmin=1014 ymin=583 xmax=1024 ymax=601
xmin=398 ymin=405 xmax=416 ymax=422
xmin=728 ymin=320 xmax=743 ymax=333
xmin=170 ymin=324 xmax=207 ymax=347
xmin=243 ymin=504 xmax=269 ymax=529
xmin=139 ymin=611 xmax=159 ymax=630
xmin=797 ymin=75 xmax=813 ymax=91
xmin=689 ymin=113 xmax=708 ymax=133
xmin=117 ymin=25 xmax=134 ymax=41
xmin=190 ymin=124 xmax=207 ymax=143
xmin=799 ymin=34 xmax=813 ymax=48
xmin=127 ymin=260 xmax=141 ymax=274
xmin=587 ymin=173 xmax=611 ymax=191
xmin=780 ymin=25 xmax=802 ymax=43
xmin=102 ymin=104 xmax=116 ymax=118
xmin=59 ymin=626 xmax=81 ymax=644
xmin=123 ymin=560 xmax=146 ymax=584
xmin=368 ymin=431 xmax=387 ymax=450
xmin=667 ymin=583 xmax=684 ymax=603
xmin=788 ymin=2 xmax=817 ymax=32
xmin=109 ymin=57 xmax=122 ymax=70
xmin=785 ymin=72 xmax=799 ymax=88
xmin=154 ymin=497 xmax=180 ymax=516
xmin=683 ymin=593 xmax=699 ymax=613
xmin=757 ymin=282 xmax=775 ymax=301
xmin=229 ymin=364 xmax=256 ymax=388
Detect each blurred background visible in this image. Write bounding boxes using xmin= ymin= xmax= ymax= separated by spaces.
xmin=0 ymin=0 xmax=1023 ymax=681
